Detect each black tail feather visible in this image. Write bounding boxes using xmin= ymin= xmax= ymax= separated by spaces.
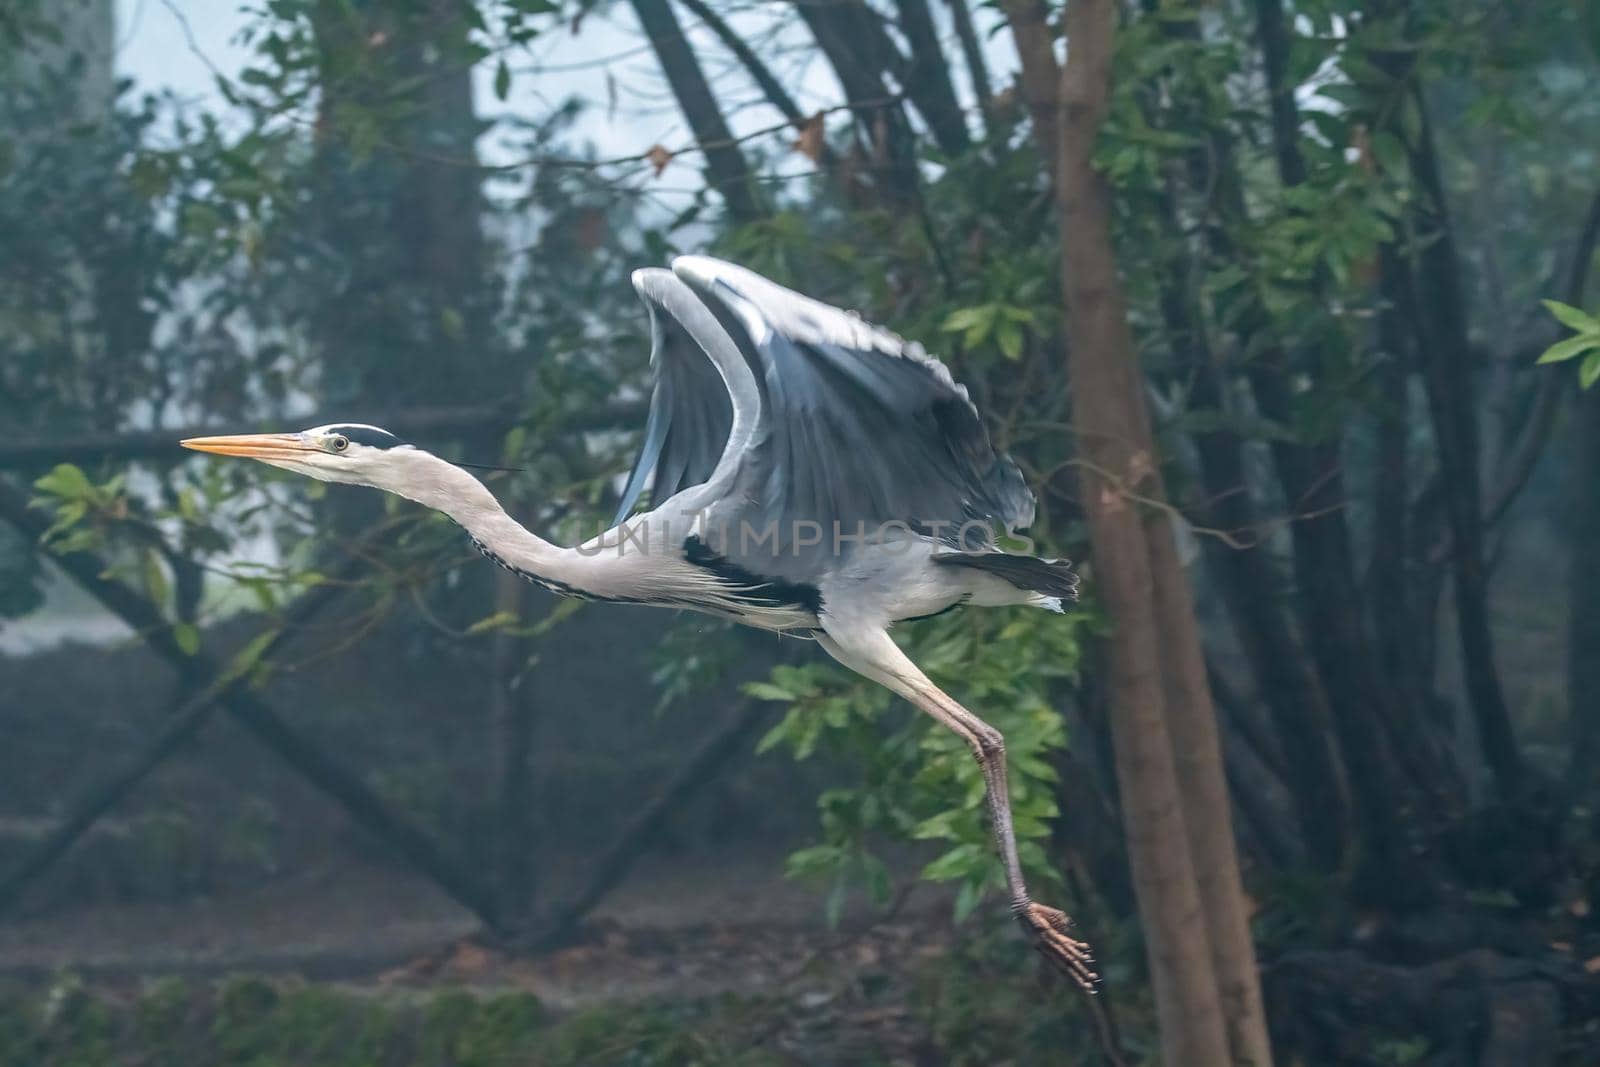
xmin=932 ymin=552 xmax=1080 ymax=600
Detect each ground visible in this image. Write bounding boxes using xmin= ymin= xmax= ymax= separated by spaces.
xmin=0 ymin=845 xmax=1109 ymax=1066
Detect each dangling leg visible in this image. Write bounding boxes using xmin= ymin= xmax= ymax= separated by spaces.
xmin=816 ymin=626 xmax=1096 ymax=991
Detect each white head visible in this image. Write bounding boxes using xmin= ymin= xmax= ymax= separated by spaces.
xmin=179 ymin=422 xmax=507 ymax=519
xmin=181 ymin=423 xmax=415 ymax=483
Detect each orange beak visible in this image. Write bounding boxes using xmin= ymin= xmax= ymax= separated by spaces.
xmin=179 ymin=433 xmax=318 ymax=460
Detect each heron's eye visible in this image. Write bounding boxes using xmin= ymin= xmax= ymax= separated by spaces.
xmin=329 ymin=435 xmax=350 ymax=453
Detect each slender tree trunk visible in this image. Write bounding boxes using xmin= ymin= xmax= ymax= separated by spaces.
xmin=1049 ymin=2 xmax=1266 ymax=1060
xmin=796 ymin=0 xmax=922 ymax=205
xmin=1146 ymin=525 xmax=1276 ymax=1067
xmin=1570 ymin=388 xmax=1600 ymax=798
xmin=1249 ymin=0 xmax=1440 ymax=901
xmin=675 ymin=0 xmax=809 ymax=130
xmin=1399 ymin=86 xmax=1524 ymax=795
xmin=310 ymin=0 xmax=494 ymax=408
xmin=488 ymin=573 xmax=536 ymax=923
xmin=630 ymin=0 xmax=763 ymax=222
xmin=1000 ymin=0 xmax=1060 ymax=172
xmin=1371 ymin=251 xmax=1422 ymax=705
xmin=1151 ymin=203 xmax=1351 ymax=873
xmin=944 ymin=0 xmax=995 ymax=129
xmin=891 ymin=0 xmax=972 ymax=156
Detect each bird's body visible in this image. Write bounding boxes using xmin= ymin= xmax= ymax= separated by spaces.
xmin=181 ymin=256 xmax=1095 ymax=991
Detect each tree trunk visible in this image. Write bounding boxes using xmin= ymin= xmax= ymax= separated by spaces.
xmin=943 ymin=0 xmax=995 ymax=129
xmin=1398 ymin=85 xmax=1524 ymax=795
xmin=1248 ymin=0 xmax=1441 ymax=901
xmin=310 ymin=0 xmax=494 ymax=408
xmin=488 ymin=573 xmax=536 ymax=923
xmin=630 ymin=0 xmax=763 ymax=222
xmin=1147 ymin=524 xmax=1277 ymax=1067
xmin=1569 ymin=388 xmax=1600 ymax=798
xmin=796 ymin=0 xmax=922 ymax=206
xmin=1049 ymin=1 xmax=1265 ymax=1060
xmin=1000 ymin=0 xmax=1060 ymax=173
xmin=1151 ymin=211 xmax=1351 ymax=873
xmin=890 ymin=0 xmax=972 ymax=156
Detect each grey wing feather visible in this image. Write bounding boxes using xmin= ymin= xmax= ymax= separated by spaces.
xmin=613 ymin=270 xmax=750 ymax=525
xmin=670 ymin=256 xmax=1034 ymax=579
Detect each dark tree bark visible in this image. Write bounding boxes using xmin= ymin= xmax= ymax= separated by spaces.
xmin=1397 ymin=83 xmax=1524 ymax=795
xmin=890 ymin=0 xmax=971 ymax=156
xmin=631 ymin=0 xmax=764 ymax=222
xmin=488 ymin=573 xmax=537 ymax=923
xmin=1486 ymin=191 xmax=1600 ymax=526
xmin=675 ymin=0 xmax=807 ymax=128
xmin=943 ymin=0 xmax=994 ymax=128
xmin=1249 ymin=0 xmax=1438 ymax=903
xmin=310 ymin=0 xmax=497 ymax=408
xmin=1570 ymin=389 xmax=1600 ymax=798
xmin=1565 ymin=196 xmax=1600 ymax=798
xmin=1153 ymin=255 xmax=1351 ymax=872
xmin=1000 ymin=0 xmax=1059 ymax=172
xmin=1371 ymin=250 xmax=1423 ymax=707
xmin=795 ymin=0 xmax=922 ymax=205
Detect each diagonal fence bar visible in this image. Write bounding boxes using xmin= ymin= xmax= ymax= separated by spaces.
xmin=0 ymin=561 xmax=353 ymax=914
xmin=0 ymin=478 xmax=502 ymax=930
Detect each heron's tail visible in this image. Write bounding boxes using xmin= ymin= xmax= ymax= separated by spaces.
xmin=931 ymin=551 xmax=1080 ymax=602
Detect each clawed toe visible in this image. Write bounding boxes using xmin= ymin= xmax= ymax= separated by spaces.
xmin=1018 ymin=901 xmax=1098 ymax=993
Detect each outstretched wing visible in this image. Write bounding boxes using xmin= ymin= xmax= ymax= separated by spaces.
xmin=613 ymin=269 xmax=759 ymax=525
xmin=670 ymin=256 xmax=1034 ymax=580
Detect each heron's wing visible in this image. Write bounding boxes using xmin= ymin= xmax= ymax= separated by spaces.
xmin=671 ymin=256 xmax=1034 ymax=579
xmin=613 ymin=269 xmax=759 ymax=525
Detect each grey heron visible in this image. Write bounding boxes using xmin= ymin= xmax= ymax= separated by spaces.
xmin=181 ymin=256 xmax=1094 ymax=990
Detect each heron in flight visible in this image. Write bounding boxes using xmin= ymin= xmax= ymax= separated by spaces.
xmin=182 ymin=257 xmax=1093 ymax=990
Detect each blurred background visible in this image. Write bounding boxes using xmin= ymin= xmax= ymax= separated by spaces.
xmin=1 ymin=0 xmax=1598 ymax=1063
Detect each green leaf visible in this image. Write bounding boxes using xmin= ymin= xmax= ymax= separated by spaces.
xmin=996 ymin=320 xmax=1024 ymax=361
xmin=954 ymin=879 xmax=984 ymax=923
xmin=1536 ymin=335 xmax=1600 ymax=364
xmin=1583 ymin=351 xmax=1600 ymax=390
xmin=142 ymin=551 xmax=170 ymax=608
xmin=33 ymin=464 xmax=93 ymax=501
xmin=921 ymin=843 xmax=983 ymax=882
xmin=743 ymin=681 xmax=796 ymax=702
xmin=1543 ymin=299 xmax=1600 ymax=334
xmin=941 ymin=307 xmax=990 ymax=333
xmin=493 ymin=59 xmax=511 ymax=101
xmin=172 ymin=622 xmax=201 ymax=657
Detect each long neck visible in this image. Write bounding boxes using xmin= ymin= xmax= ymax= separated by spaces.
xmin=387 ymin=452 xmax=588 ymax=589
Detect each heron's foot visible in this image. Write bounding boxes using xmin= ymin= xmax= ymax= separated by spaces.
xmin=1016 ymin=900 xmax=1097 ymax=993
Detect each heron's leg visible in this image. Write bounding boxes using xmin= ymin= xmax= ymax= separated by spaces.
xmin=816 ymin=629 xmax=1096 ymax=991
